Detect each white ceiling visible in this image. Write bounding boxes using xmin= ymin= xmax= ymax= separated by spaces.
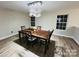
xmin=0 ymin=1 xmax=79 ymax=13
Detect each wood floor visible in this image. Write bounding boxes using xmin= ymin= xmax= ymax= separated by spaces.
xmin=0 ymin=35 xmax=38 ymax=57
xmin=0 ymin=34 xmax=79 ymax=57
xmin=51 ymin=35 xmax=79 ymax=56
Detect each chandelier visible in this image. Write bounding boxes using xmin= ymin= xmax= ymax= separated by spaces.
xmin=28 ymin=1 xmax=42 ymax=17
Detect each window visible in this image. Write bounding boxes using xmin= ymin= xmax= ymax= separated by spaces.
xmin=31 ymin=16 xmax=35 ymax=26
xmin=56 ymin=15 xmax=68 ymax=30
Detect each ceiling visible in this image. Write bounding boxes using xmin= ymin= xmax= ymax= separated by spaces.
xmin=0 ymin=1 xmax=79 ymax=13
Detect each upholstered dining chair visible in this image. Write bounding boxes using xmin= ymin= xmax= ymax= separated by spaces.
xmin=20 ymin=26 xmax=26 ymax=42
xmin=25 ymin=31 xmax=38 ymax=46
xmin=20 ymin=25 xmax=26 ymax=37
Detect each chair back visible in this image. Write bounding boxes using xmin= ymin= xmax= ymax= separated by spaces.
xmin=25 ymin=31 xmax=33 ymax=40
xmin=26 ymin=31 xmax=32 ymax=37
xmin=48 ymin=29 xmax=54 ymax=39
xmin=37 ymin=26 xmax=41 ymax=30
xmin=21 ymin=26 xmax=26 ymax=30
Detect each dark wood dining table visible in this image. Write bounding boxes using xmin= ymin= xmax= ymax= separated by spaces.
xmin=18 ymin=28 xmax=50 ymax=54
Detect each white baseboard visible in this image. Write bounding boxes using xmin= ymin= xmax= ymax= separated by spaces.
xmin=72 ymin=36 xmax=79 ymax=45
xmin=0 ymin=33 xmax=18 ymax=40
xmin=53 ymin=33 xmax=73 ymax=38
xmin=53 ymin=33 xmax=79 ymax=45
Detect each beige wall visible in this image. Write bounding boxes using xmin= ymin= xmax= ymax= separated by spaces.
xmin=36 ymin=8 xmax=79 ymax=44
xmin=0 ymin=9 xmax=30 ymax=40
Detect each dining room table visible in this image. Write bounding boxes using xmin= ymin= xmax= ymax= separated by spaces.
xmin=18 ymin=28 xmax=50 ymax=54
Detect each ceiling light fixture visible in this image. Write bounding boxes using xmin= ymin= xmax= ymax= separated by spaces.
xmin=28 ymin=1 xmax=42 ymax=17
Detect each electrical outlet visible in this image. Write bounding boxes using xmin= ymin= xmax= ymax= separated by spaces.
xmin=11 ymin=31 xmax=13 ymax=33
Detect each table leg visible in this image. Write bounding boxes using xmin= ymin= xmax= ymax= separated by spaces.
xmin=19 ymin=31 xmax=21 ymax=42
xmin=44 ymin=40 xmax=48 ymax=54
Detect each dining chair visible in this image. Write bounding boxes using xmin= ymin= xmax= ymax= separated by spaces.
xmin=20 ymin=26 xmax=26 ymax=42
xmin=25 ymin=31 xmax=38 ymax=46
xmin=21 ymin=25 xmax=26 ymax=30
xmin=37 ymin=26 xmax=41 ymax=30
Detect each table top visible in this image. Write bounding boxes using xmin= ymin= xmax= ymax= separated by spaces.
xmin=19 ymin=28 xmax=49 ymax=40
